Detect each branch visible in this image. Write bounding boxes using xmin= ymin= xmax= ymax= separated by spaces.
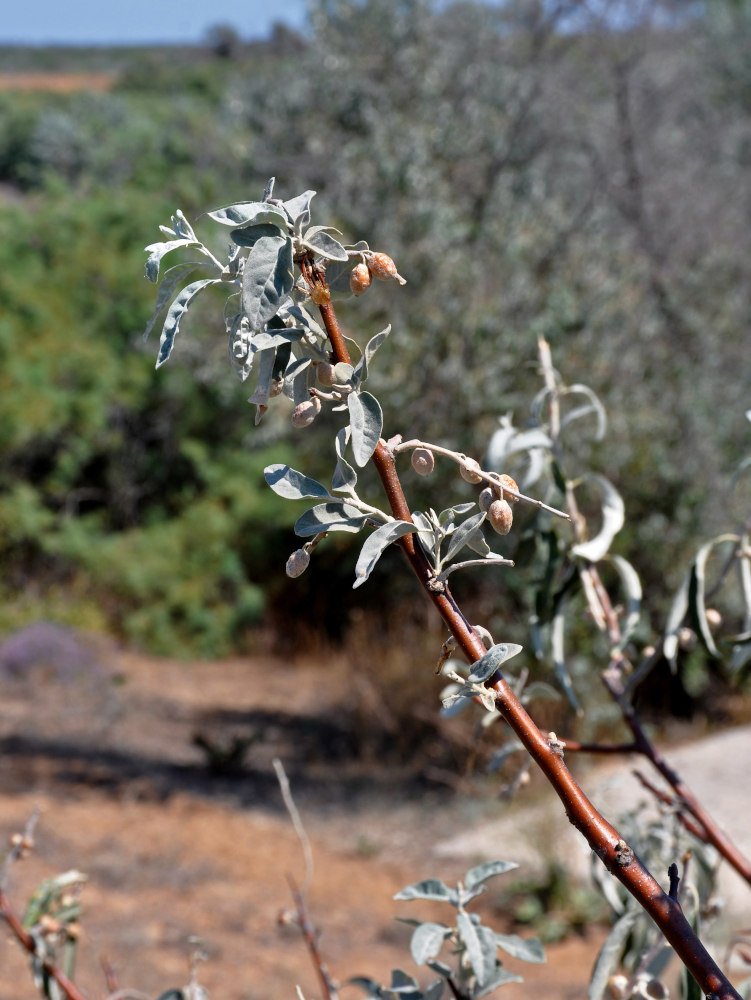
xmin=0 ymin=888 xmax=88 ymax=1000
xmin=311 ymin=263 xmax=741 ymax=1000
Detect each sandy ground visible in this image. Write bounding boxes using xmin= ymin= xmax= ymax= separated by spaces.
xmin=0 ymin=643 xmax=747 ymax=1000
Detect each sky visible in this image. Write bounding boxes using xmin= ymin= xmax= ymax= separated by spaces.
xmin=0 ymin=0 xmax=309 ymax=46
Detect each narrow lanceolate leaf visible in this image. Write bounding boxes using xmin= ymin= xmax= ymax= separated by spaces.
xmin=691 ymin=535 xmax=739 ymax=659
xmin=348 ymin=390 xmax=383 ymax=467
xmin=305 ymin=229 xmax=349 ymax=262
xmin=559 ymin=384 xmax=607 ymax=441
xmin=442 ymin=512 xmax=487 ymax=565
xmin=663 ymin=570 xmax=690 ymax=671
xmin=264 ymin=465 xmax=331 ymax=501
xmin=354 ymin=325 xmax=392 ymax=385
xmin=394 ymin=879 xmax=454 ymax=903
xmin=588 ymin=909 xmax=639 ymax=1000
xmin=467 ymin=643 xmax=523 ymax=685
xmin=456 ymin=911 xmax=488 ymax=985
xmin=242 ymin=235 xmax=295 ymax=330
xmin=410 ymin=923 xmax=450 ymax=965
xmin=208 ymin=200 xmax=288 ymax=229
xmin=144 ymin=261 xmax=214 ymax=339
xmin=604 ymin=555 xmax=642 ymax=649
xmin=354 ymin=520 xmax=417 ymax=589
xmin=552 ymin=604 xmax=582 ymax=713
xmin=144 ymin=238 xmax=200 ymax=283
xmin=294 ymin=503 xmax=366 ymax=537
xmin=465 ymin=860 xmax=519 ymax=892
xmin=571 ymin=475 xmax=625 ymax=563
xmin=156 ymin=278 xmax=221 ymax=368
xmin=332 ymin=426 xmax=358 ymax=494
xmin=493 ymin=933 xmax=545 ymax=964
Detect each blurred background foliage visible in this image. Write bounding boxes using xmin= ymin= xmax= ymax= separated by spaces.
xmin=0 ymin=0 xmax=749 ymax=683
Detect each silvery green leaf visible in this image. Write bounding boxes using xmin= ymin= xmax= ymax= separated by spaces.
xmin=283 ymin=190 xmax=316 ymax=226
xmin=332 ymin=426 xmax=358 ymax=494
xmin=295 ymin=503 xmax=366 ymax=536
xmin=520 ymin=446 xmax=549 ymax=491
xmin=334 ymin=362 xmax=355 ymax=384
xmin=691 ymin=535 xmax=738 ymax=658
xmin=389 ymin=970 xmax=421 ymax=997
xmin=663 ymin=571 xmax=690 ymax=671
xmin=443 ymin=512 xmax=487 ymax=565
xmin=171 ymin=209 xmax=195 ymax=240
xmin=282 ymin=357 xmax=312 ymax=400
xmin=231 ymin=222 xmax=286 ymax=248
xmin=394 ymin=879 xmax=455 ymax=903
xmin=410 ymin=923 xmax=450 ymax=965
xmin=144 ymin=238 xmax=201 ymax=283
xmin=486 ymin=422 xmax=552 ymax=468
xmin=208 ymin=200 xmax=288 ymax=228
xmin=467 ymin=643 xmax=523 ymax=684
xmin=473 ymin=968 xmax=523 ymax=998
xmin=144 ymin=261 xmax=214 ymax=339
xmin=493 ymin=933 xmax=545 ymax=964
xmin=589 ymin=909 xmax=639 ymax=1000
xmin=248 ymin=348 xmax=277 ymax=424
xmin=730 ymin=543 xmax=751 ymax=672
xmin=603 ymin=555 xmax=642 ymax=649
xmin=354 ymin=520 xmax=417 ymax=589
xmin=283 ymin=303 xmax=326 ymax=340
xmin=570 ymin=475 xmax=624 ymax=562
xmin=156 ymin=278 xmax=222 ymax=368
xmin=265 ymin=464 xmax=331 ymax=500
xmin=560 ymin=384 xmax=607 ymax=441
xmin=465 ymin=860 xmax=518 ymax=891
xmin=349 ymin=977 xmax=384 ymax=999
xmin=243 ymin=235 xmax=295 ymax=330
xmin=423 ymin=980 xmax=445 ymax=1000
xmin=552 ymin=606 xmax=581 ymax=712
xmin=486 ymin=739 xmax=524 ymax=772
xmin=261 ymin=176 xmax=275 ymax=201
xmin=348 ymin=391 xmax=383 ymax=467
xmin=439 ymin=682 xmax=472 ymax=718
xmin=457 ymin=911 xmax=488 ymax=985
xmin=353 ymin=325 xmax=391 ymax=385
xmin=306 ymin=229 xmax=349 ymax=262
xmin=250 ymin=328 xmax=304 ymax=351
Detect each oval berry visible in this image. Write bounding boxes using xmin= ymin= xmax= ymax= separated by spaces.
xmin=350 ymin=262 xmax=372 ymax=297
xmin=488 ymin=499 xmax=514 ymax=535
xmin=411 ymin=448 xmax=435 ymax=476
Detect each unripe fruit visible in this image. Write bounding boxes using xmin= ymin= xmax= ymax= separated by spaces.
xmin=411 ymin=448 xmax=435 ymax=476
xmin=488 ymin=499 xmax=514 ymax=535
xmin=459 ymin=457 xmax=484 ymax=484
xmin=496 ymin=473 xmax=520 ymax=502
xmin=317 ymin=362 xmax=337 ymax=387
xmin=291 ymin=396 xmax=321 ymax=428
xmin=606 ymin=975 xmax=629 ymax=1000
xmin=367 ymin=252 xmax=407 ymax=285
xmin=350 ymin=262 xmax=372 ymax=297
xmin=286 ymin=549 xmax=310 ymax=578
xmin=479 ymin=486 xmax=495 ymax=512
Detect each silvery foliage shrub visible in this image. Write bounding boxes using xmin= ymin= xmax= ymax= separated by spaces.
xmin=143 ymin=182 xmax=751 ymax=1000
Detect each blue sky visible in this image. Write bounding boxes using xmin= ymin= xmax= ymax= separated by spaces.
xmin=0 ymin=1 xmax=309 ymax=46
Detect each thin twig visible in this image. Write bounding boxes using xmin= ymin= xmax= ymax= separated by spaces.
xmin=273 ymin=757 xmax=314 ymax=895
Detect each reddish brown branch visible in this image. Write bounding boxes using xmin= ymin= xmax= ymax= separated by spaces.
xmin=313 ymin=270 xmax=741 ymax=1000
xmin=633 ymin=770 xmax=709 ymax=842
xmin=287 ymin=875 xmax=339 ymax=1000
xmin=0 ymin=888 xmax=88 ymax=1000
